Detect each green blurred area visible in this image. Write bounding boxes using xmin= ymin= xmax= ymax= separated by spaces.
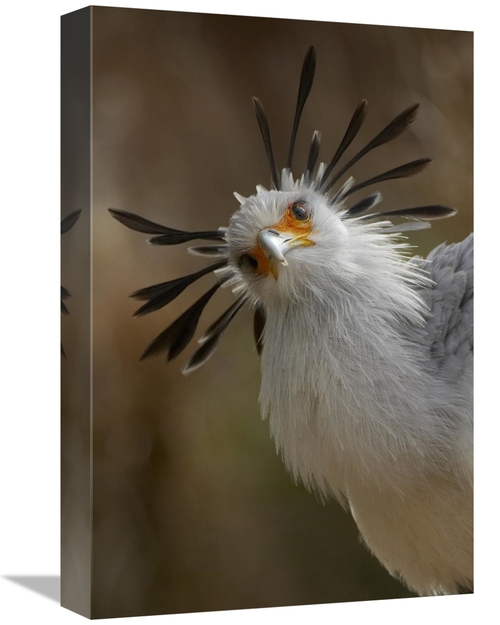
xmin=62 ymin=7 xmax=472 ymax=618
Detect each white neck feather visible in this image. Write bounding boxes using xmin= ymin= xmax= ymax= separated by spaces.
xmin=257 ymin=235 xmax=457 ymax=501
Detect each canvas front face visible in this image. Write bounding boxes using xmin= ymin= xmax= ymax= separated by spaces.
xmin=61 ymin=6 xmax=473 ymax=619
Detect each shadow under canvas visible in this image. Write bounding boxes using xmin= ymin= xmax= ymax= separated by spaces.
xmin=3 ymin=576 xmax=60 ymax=603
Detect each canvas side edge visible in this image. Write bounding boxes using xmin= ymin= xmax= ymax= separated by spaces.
xmin=61 ymin=6 xmax=92 ymax=618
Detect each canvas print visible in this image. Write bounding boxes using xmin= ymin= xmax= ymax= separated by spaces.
xmin=61 ymin=6 xmax=473 ymax=619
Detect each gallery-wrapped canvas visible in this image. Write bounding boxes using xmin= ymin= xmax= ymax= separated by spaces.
xmin=61 ymin=6 xmax=473 ymax=619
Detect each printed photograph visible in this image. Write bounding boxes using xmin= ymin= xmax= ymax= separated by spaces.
xmin=62 ymin=6 xmax=472 ymax=619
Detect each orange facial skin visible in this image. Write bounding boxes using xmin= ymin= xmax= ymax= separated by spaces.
xmin=248 ymin=202 xmax=316 ymax=278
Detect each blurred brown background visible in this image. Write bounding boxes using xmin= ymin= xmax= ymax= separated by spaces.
xmin=63 ymin=6 xmax=472 ymax=619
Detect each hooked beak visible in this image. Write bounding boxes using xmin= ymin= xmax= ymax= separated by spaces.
xmin=258 ymin=229 xmax=292 ymax=266
xmin=255 ymin=228 xmax=315 ymax=278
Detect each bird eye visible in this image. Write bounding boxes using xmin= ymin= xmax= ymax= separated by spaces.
xmin=290 ymin=202 xmax=310 ymax=221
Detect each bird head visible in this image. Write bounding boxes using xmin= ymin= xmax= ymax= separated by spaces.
xmin=227 ymin=185 xmax=349 ymax=305
xmin=109 ymin=45 xmax=456 ymax=373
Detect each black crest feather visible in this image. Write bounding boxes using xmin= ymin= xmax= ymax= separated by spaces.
xmin=323 ymin=103 xmax=420 ymax=193
xmin=61 ymin=209 xmax=81 ymax=359
xmin=148 ymin=231 xmax=224 ymax=245
xmin=140 ymin=283 xmax=221 ymax=362
xmin=253 ymin=305 xmax=266 ymax=356
xmin=183 ymin=296 xmax=247 ymax=374
xmin=320 ymin=100 xmax=368 ymax=190
xmin=61 ymin=209 xmax=82 ymax=235
xmin=361 ymin=205 xmax=457 ymax=222
xmin=108 ymin=208 xmax=177 ymax=235
xmin=286 ymin=46 xmax=316 ymax=171
xmin=130 ymin=261 xmax=227 ymax=317
xmin=344 ymin=193 xmax=382 ymax=218
xmin=253 ymin=97 xmax=280 ymax=190
xmin=305 ymin=130 xmax=321 ymax=181
xmin=109 ymin=208 xmax=224 ymax=243
xmin=345 ymin=158 xmax=432 ymax=199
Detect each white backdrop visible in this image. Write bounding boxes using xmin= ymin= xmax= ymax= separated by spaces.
xmin=0 ymin=1 xmax=495 ymax=623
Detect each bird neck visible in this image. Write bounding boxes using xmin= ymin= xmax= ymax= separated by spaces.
xmin=258 ymin=273 xmax=451 ymax=499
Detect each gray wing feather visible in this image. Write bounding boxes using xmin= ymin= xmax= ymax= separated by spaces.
xmin=417 ymin=234 xmax=473 ymax=490
xmin=418 ymin=233 xmax=473 ymax=378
